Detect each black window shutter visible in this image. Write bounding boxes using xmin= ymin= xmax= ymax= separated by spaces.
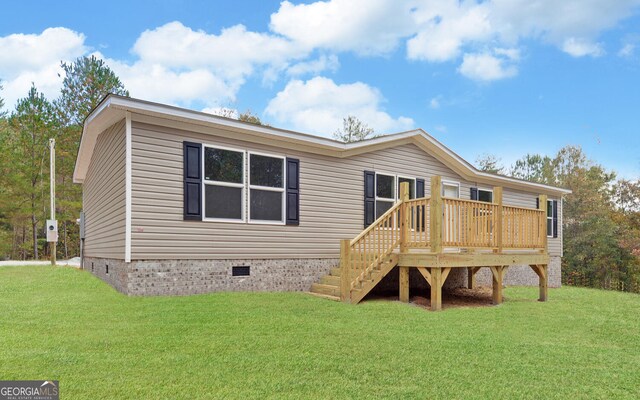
xmin=286 ymin=158 xmax=300 ymax=225
xmin=364 ymin=171 xmax=375 ymax=227
xmin=470 ymin=187 xmax=478 ymax=201
xmin=183 ymin=141 xmax=202 ymax=220
xmin=536 ymin=197 xmax=540 ymax=209
xmin=552 ymin=200 xmax=558 ymax=238
xmin=416 ymin=178 xmax=425 ymax=198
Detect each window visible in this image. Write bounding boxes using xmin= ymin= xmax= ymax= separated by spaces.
xmin=203 ymin=146 xmax=245 ymax=221
xmin=547 ymin=200 xmax=556 ymax=238
xmin=249 ymin=153 xmax=285 ymax=223
xmin=374 ymin=173 xmax=418 ymax=219
xmin=375 ymin=174 xmax=395 ymax=219
xmin=397 ymin=176 xmax=416 ymax=200
xmin=478 ymin=189 xmax=493 ymax=203
xmin=442 ymin=181 xmax=460 ymax=198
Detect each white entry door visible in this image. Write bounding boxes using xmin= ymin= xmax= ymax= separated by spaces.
xmin=442 ymin=182 xmax=460 ymax=245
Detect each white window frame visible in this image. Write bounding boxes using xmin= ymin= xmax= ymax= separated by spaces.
xmin=202 ymin=144 xmax=246 ymax=223
xmin=374 ymin=172 xmax=397 ymax=226
xmin=397 ymin=175 xmax=417 ymax=200
xmin=442 ymin=180 xmax=461 ymax=198
xmin=248 ymin=151 xmax=286 ymax=225
xmin=547 ymin=199 xmax=555 ymax=238
xmin=477 ymin=188 xmax=494 ymax=203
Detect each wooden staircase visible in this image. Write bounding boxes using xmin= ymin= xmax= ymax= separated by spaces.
xmin=309 ymin=254 xmax=399 ymax=303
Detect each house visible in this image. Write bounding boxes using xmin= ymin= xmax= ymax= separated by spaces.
xmin=74 ymin=94 xmax=570 ymax=309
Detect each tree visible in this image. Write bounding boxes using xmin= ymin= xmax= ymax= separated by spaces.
xmin=53 ymin=55 xmax=129 ymax=258
xmin=7 ymin=85 xmax=58 ymax=259
xmin=56 ymin=55 xmax=129 ymax=126
xmin=210 ymin=108 xmax=265 ymax=125
xmin=237 ymin=110 xmax=264 ymax=125
xmin=333 ymin=115 xmax=377 ymax=143
xmin=612 ymin=179 xmax=640 ymax=214
xmin=0 ymin=80 xmax=6 ymax=118
xmin=475 ymin=153 xmax=504 ymax=174
xmin=503 ymin=145 xmax=640 ymax=292
xmin=509 ymin=153 xmax=555 ymax=184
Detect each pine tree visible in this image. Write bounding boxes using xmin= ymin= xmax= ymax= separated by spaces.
xmin=53 ymin=55 xmax=129 ymax=258
xmin=7 ymin=85 xmax=58 ymax=259
xmin=332 ymin=116 xmax=377 ymax=143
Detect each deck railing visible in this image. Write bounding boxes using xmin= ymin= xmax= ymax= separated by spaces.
xmin=502 ymin=205 xmax=546 ymax=249
xmin=442 ymin=198 xmax=499 ymax=248
xmin=340 ymin=176 xmax=549 ymax=301
xmin=405 ymin=197 xmax=431 ymax=248
xmin=342 ymin=201 xmax=402 ymax=295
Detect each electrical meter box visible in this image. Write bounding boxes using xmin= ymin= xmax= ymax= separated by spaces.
xmin=46 ymin=219 xmax=58 ymax=242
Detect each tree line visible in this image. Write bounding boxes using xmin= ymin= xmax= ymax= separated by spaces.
xmin=477 ymin=150 xmax=640 ymax=293
xmin=0 ymin=56 xmax=128 ymax=260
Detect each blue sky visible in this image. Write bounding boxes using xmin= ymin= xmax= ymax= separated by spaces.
xmin=2 ymin=0 xmax=639 ymax=178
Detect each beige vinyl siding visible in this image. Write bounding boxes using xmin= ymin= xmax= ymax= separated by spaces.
xmin=83 ymin=120 xmax=126 ymax=259
xmin=130 ymin=119 xmax=563 ymax=259
xmin=130 ymin=121 xmax=475 ymax=260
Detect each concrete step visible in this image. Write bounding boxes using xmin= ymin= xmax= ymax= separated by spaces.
xmin=311 ymin=283 xmax=340 ymax=297
xmin=307 ymin=292 xmax=340 ymax=302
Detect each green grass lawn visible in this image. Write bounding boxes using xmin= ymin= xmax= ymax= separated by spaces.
xmin=1 ymin=266 xmax=639 ymax=399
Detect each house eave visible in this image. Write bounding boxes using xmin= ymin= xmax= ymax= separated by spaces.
xmin=73 ymin=94 xmax=572 ymax=196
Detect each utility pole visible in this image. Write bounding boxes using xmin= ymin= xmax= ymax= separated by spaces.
xmin=49 ymin=138 xmax=56 ymax=266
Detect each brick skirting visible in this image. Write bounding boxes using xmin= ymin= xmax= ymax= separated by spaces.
xmin=83 ymin=257 xmax=337 ymax=296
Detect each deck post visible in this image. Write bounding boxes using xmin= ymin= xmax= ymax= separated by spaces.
xmin=539 ymin=264 xmax=548 ymax=302
xmin=490 ymin=266 xmax=505 ymax=305
xmin=430 ymin=267 xmax=442 ymax=311
xmin=531 ymin=264 xmax=549 ymax=302
xmin=430 ymin=176 xmax=443 ymax=254
xmin=340 ymin=239 xmax=351 ymax=303
xmin=399 ymin=182 xmax=410 ymax=253
xmin=493 ymin=187 xmax=503 ymax=253
xmin=538 ymin=195 xmax=548 ymax=252
xmin=399 ymin=267 xmax=410 ymax=302
xmin=467 ymin=267 xmax=478 ymax=289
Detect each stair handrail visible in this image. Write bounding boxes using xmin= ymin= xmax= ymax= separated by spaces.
xmin=341 ymin=183 xmax=413 ymax=302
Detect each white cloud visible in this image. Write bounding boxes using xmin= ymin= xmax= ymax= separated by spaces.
xmin=429 ymin=97 xmax=441 ymax=109
xmin=287 ymin=54 xmax=340 ymax=76
xmin=104 ymin=56 xmax=238 ymax=107
xmin=407 ymin=1 xmax=493 ymax=62
xmin=265 ymin=76 xmax=414 ymax=136
xmin=618 ymin=43 xmax=635 ymax=57
xmin=561 ymin=38 xmax=605 ymax=57
xmin=132 ymin=22 xmax=305 ymax=79
xmin=458 ymin=51 xmax=518 ymax=81
xmin=0 ymin=27 xmax=87 ymax=110
xmin=0 ymin=27 xmax=86 ymax=76
xmin=270 ymin=0 xmax=417 ymax=55
xmin=270 ymin=0 xmax=640 ymax=81
xmin=106 ymin=21 xmax=310 ymax=108
xmin=3 ymin=0 xmax=639 ymax=111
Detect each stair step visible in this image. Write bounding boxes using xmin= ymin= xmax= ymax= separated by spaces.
xmin=321 ymin=275 xmax=341 ymax=285
xmin=311 ymin=283 xmax=340 ymax=297
xmin=307 ymin=292 xmax=340 ymax=302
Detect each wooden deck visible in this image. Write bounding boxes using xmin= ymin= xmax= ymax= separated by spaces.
xmin=310 ymin=176 xmax=551 ymax=311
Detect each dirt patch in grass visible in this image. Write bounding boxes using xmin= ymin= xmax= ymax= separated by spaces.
xmin=364 ymin=286 xmax=495 ymax=309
